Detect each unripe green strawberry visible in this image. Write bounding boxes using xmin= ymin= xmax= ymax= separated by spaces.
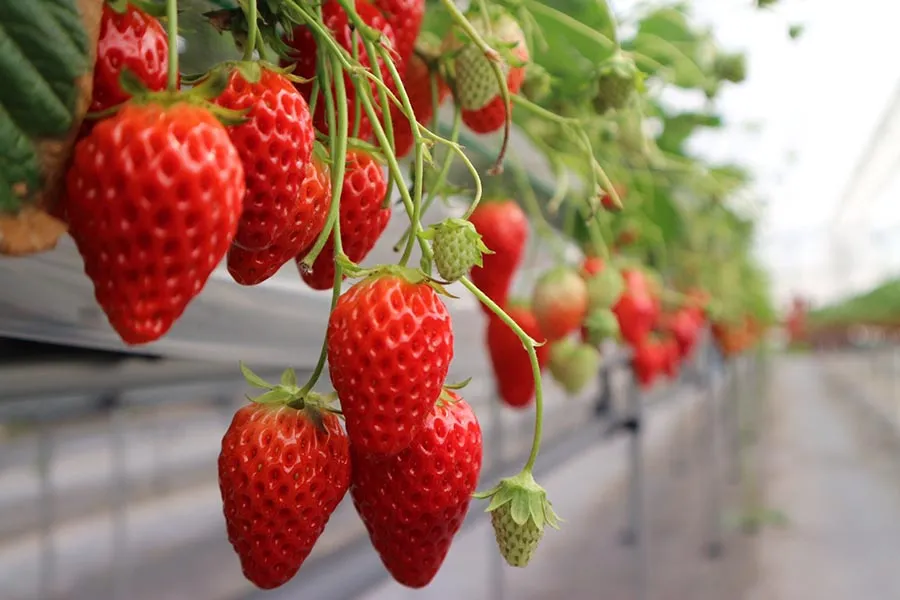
xmin=583 ymin=308 xmax=620 ymax=346
xmin=585 ymin=265 xmax=625 ymax=311
xmin=425 ymin=218 xmax=491 ymax=282
xmin=490 ymin=503 xmax=543 ymax=567
xmin=549 ymin=339 xmax=602 ymax=395
xmin=475 ymin=470 xmax=560 ymax=568
xmin=593 ymin=50 xmax=640 ymax=114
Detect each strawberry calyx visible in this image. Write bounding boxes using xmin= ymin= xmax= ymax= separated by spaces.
xmin=443 ymin=377 xmax=473 ymax=391
xmin=102 ymin=68 xmax=250 ymax=126
xmin=239 ymin=363 xmax=339 ymax=419
xmin=184 ymin=60 xmax=314 ymax=87
xmin=339 ymin=261 xmax=457 ymax=298
xmin=106 ymin=0 xmax=166 ymax=17
xmin=474 ymin=470 xmax=561 ymax=567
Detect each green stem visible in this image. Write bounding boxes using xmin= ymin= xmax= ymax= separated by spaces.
xmin=300 ymin=33 xmax=349 ymax=268
xmin=460 ymin=277 xmax=544 ymax=473
xmin=242 ymin=0 xmax=258 ymax=61
xmin=166 ymin=0 xmax=178 ymax=91
xmin=392 ymin=109 xmax=462 ymax=253
xmin=300 ymin=53 xmax=350 ymax=395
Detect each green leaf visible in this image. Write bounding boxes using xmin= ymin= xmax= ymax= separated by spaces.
xmin=0 ymin=0 xmax=90 ymax=213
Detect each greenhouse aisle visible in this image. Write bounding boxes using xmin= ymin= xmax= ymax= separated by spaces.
xmin=746 ymin=356 xmax=900 ymax=600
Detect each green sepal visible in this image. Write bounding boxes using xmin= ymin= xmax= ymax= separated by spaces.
xmin=474 ymin=470 xmax=561 ymax=531
xmin=444 ymin=377 xmax=473 ymax=390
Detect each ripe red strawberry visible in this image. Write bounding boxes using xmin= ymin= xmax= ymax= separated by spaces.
xmin=660 ymin=336 xmax=680 ymax=379
xmin=468 ymin=200 xmax=528 ymax=313
xmin=219 ymin=401 xmax=350 ymax=589
xmin=486 ymin=304 xmax=550 ymax=409
xmin=391 ymin=53 xmax=450 ymax=158
xmin=282 ymin=0 xmax=397 ymax=139
xmin=210 ymin=65 xmax=315 ymax=250
xmin=448 ymin=12 xmax=529 ymax=133
xmin=227 ymin=158 xmax=331 ymax=286
xmin=64 ymin=102 xmax=244 ymax=344
xmin=326 ymin=273 xmax=454 ymax=455
xmin=532 ymin=266 xmax=589 ymax=341
xmin=666 ymin=308 xmax=700 ymax=359
xmin=90 ymin=2 xmax=170 ymax=113
xmin=296 ymin=149 xmax=390 ymax=290
xmin=612 ymin=269 xmax=659 ymax=348
xmin=632 ymin=339 xmax=663 ymax=389
xmin=351 ymin=393 xmax=483 ymax=588
xmin=373 ymin=0 xmax=425 ymax=67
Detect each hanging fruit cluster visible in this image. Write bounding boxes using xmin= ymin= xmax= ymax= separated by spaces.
xmin=1 ymin=0 xmax=778 ymax=590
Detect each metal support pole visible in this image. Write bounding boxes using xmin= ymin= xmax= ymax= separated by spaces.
xmin=595 ymin=365 xmax=612 ymax=418
xmin=619 ymin=375 xmax=647 ymax=600
xmin=105 ymin=393 xmax=129 ymax=600
xmin=705 ymin=344 xmax=724 ymax=559
xmin=37 ymin=420 xmax=56 ymax=600
xmin=728 ymin=358 xmax=743 ymax=485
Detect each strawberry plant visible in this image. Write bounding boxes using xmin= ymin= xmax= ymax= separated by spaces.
xmin=1 ymin=0 xmax=776 ymax=589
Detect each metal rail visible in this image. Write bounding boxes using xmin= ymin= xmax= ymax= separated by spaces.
xmin=0 ymin=341 xmax=749 ymax=600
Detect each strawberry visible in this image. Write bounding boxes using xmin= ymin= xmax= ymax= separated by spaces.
xmin=391 ymin=53 xmax=450 ymax=158
xmin=593 ymin=50 xmax=640 ymax=114
xmin=584 ymin=262 xmax=624 ymax=312
xmin=532 ymin=266 xmax=589 ymax=341
xmin=210 ymin=64 xmax=315 ymax=250
xmin=90 ymin=2 xmax=170 ymax=113
xmin=486 ymin=304 xmax=550 ymax=409
xmin=227 ymin=157 xmax=331 ymax=286
xmin=548 ymin=339 xmax=601 ymax=395
xmin=448 ymin=11 xmax=529 ymax=133
xmin=582 ymin=308 xmax=620 ymax=346
xmin=660 ymin=336 xmax=680 ymax=379
xmin=296 ymin=149 xmax=390 ymax=290
xmin=477 ymin=470 xmax=559 ymax=568
xmin=666 ymin=308 xmax=700 ymax=359
xmin=632 ymin=338 xmax=663 ymax=389
xmin=612 ymin=269 xmax=659 ymax=347
xmin=64 ymin=102 xmax=244 ymax=344
xmin=426 ymin=217 xmax=491 ymax=282
xmin=218 ymin=386 xmax=350 ymax=589
xmin=351 ymin=393 xmax=482 ymax=588
xmin=373 ymin=0 xmax=425 ymax=67
xmin=282 ymin=0 xmax=397 ymax=139
xmin=326 ymin=272 xmax=453 ymax=455
xmin=468 ymin=200 xmax=529 ymax=313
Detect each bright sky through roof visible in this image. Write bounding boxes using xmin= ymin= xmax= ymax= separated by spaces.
xmin=617 ymin=0 xmax=900 ymax=308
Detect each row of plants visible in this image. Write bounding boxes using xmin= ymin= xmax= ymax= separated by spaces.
xmin=0 ymin=0 xmax=777 ymax=591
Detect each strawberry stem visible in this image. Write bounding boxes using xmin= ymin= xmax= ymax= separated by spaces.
xmin=165 ymin=0 xmax=179 ymax=91
xmin=241 ymin=0 xmax=259 ymax=62
xmin=459 ymin=276 xmax=545 ymax=473
xmin=300 ymin=53 xmax=350 ymax=396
